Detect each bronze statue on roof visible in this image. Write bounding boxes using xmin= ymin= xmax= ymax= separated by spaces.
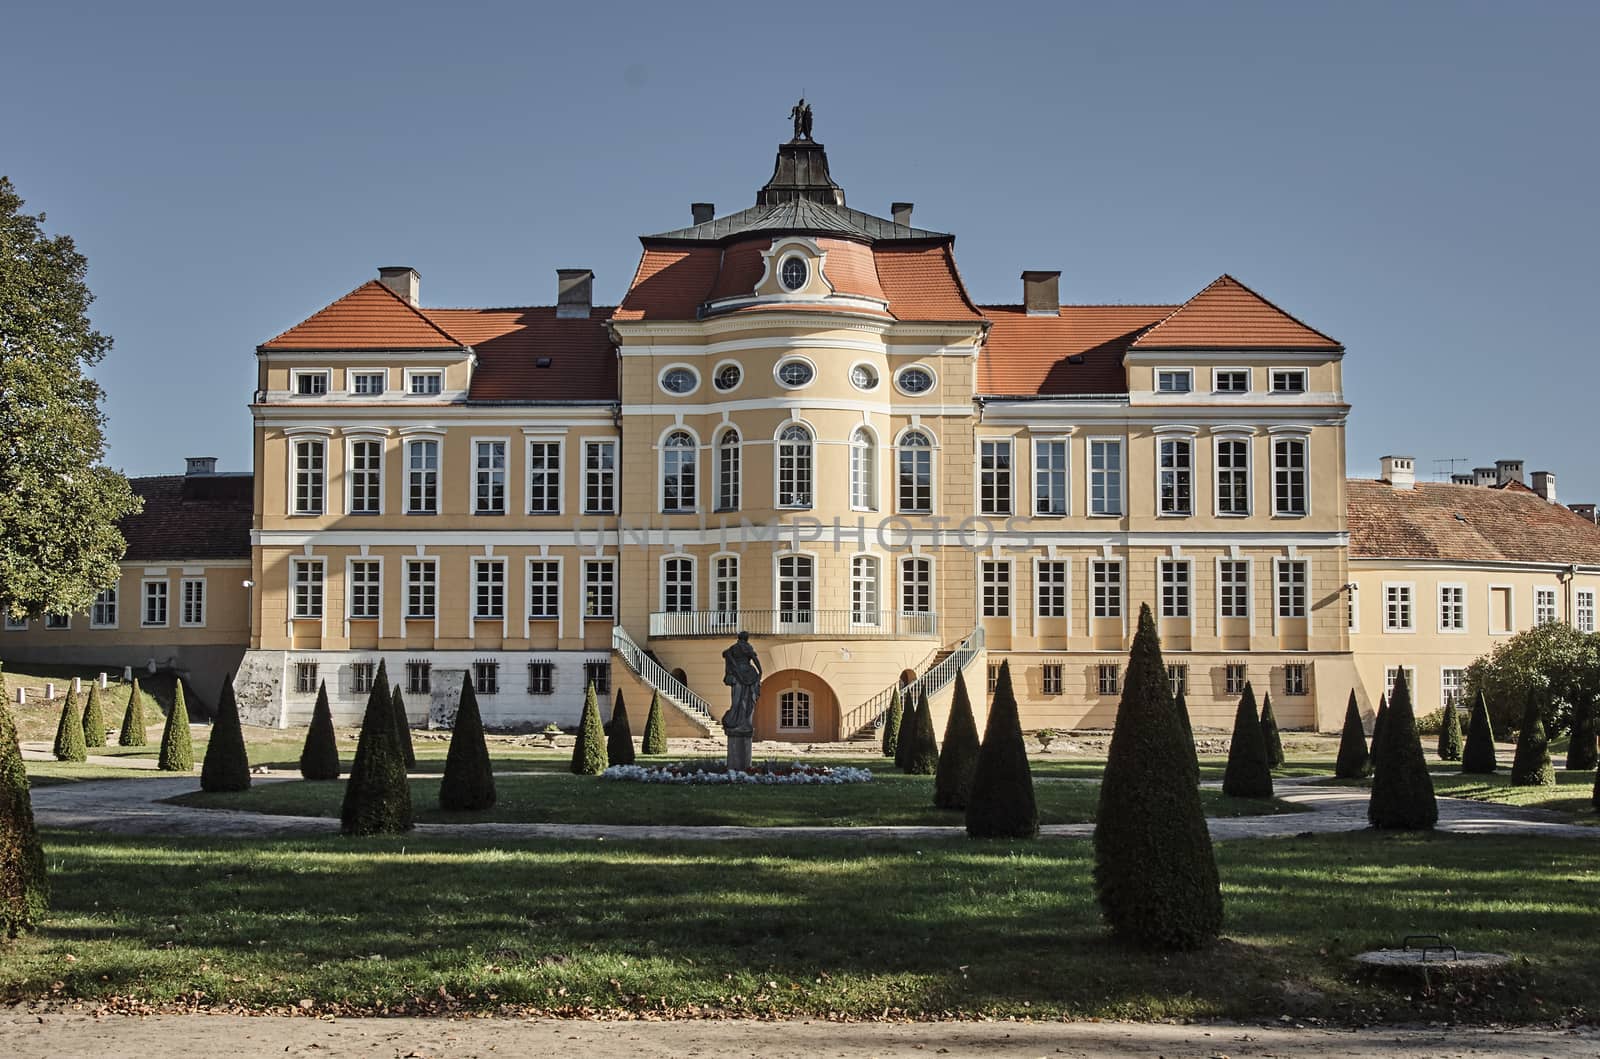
xmin=789 ymin=98 xmax=813 ymax=142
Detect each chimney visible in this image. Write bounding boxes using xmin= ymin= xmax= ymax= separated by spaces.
xmin=1022 ymin=270 xmax=1061 ymax=317
xmin=1569 ymin=502 xmax=1598 ymax=524
xmin=1495 ymin=459 xmax=1524 ymax=487
xmin=1531 ymin=471 xmax=1558 ymax=504
xmin=1450 ymin=473 xmax=1475 ymax=485
xmin=377 ymin=266 xmax=420 ymax=306
xmin=556 ymin=269 xmax=594 ymax=319
xmin=691 ymin=202 xmax=715 ymax=225
xmin=185 ymin=456 xmax=217 ymax=477
xmin=1473 ymin=466 xmax=1497 ymax=488
xmin=1379 ymin=455 xmax=1415 ymax=491
xmin=891 ymin=202 xmax=914 ymax=227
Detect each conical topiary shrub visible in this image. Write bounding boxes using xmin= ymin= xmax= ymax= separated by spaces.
xmin=1222 ymin=683 xmax=1272 ymax=798
xmin=0 ymin=700 xmax=49 ymax=938
xmin=964 ymin=660 xmax=1038 ymax=839
xmin=895 ymin=690 xmax=919 ymax=772
xmin=1367 ymin=668 xmax=1437 ymax=829
xmin=933 ymin=671 xmax=980 ymax=810
xmin=902 ymin=686 xmax=939 ymax=775
xmin=1174 ymin=688 xmax=1199 ymax=784
xmin=157 ymin=682 xmax=194 ymax=771
xmin=641 ymin=690 xmax=667 ymax=755
xmin=440 ymin=678 xmax=496 ymax=811
xmin=881 ymin=686 xmax=904 ymax=759
xmin=1461 ymin=689 xmax=1497 ymax=774
xmin=390 ymin=685 xmax=416 ymax=770
xmin=117 ymin=679 xmax=147 ymax=747
xmin=1094 ymin=602 xmax=1222 ymax=951
xmin=606 ymin=689 xmax=636 ymax=767
xmin=1259 ymin=692 xmax=1285 ymax=770
xmin=52 ymin=694 xmax=86 ymax=763
xmin=201 ymin=673 xmax=251 ymax=792
xmin=1371 ymin=693 xmax=1389 ymax=766
xmin=1510 ymin=696 xmax=1555 ymax=787
xmin=299 ymin=680 xmax=340 ymax=780
xmin=570 ymin=681 xmax=608 ymax=775
xmin=1566 ymin=695 xmax=1598 ymax=773
xmin=1334 ymin=691 xmax=1371 ymax=779
xmin=1592 ymin=764 xmax=1599 ymax=812
xmin=340 ymin=660 xmax=413 ymax=835
xmin=1437 ymin=696 xmax=1465 ymax=762
xmin=81 ymin=683 xmax=107 ymax=748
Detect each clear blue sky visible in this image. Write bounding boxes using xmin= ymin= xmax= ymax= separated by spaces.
xmin=5 ymin=1 xmax=1597 ymax=501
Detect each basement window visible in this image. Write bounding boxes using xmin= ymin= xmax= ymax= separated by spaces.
xmin=295 ymin=661 xmax=319 ymax=695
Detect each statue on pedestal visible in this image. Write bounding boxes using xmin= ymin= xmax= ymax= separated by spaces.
xmin=789 ymin=98 xmax=814 ymax=142
xmin=721 ymin=631 xmax=762 ymax=735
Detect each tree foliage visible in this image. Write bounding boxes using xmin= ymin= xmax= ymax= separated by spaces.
xmin=894 ymin=689 xmax=918 ymax=772
xmin=299 ymin=680 xmax=340 ymax=780
xmin=1436 ymin=695 xmax=1464 ymax=761
xmin=1510 ymin=695 xmax=1555 ymax=787
xmin=933 ymin=671 xmax=980 ymax=810
xmin=1259 ymin=691 xmax=1285 ymax=769
xmin=901 ymin=686 xmax=939 ymax=775
xmin=201 ymin=673 xmax=251 ymax=792
xmin=157 ymin=681 xmax=194 ymax=771
xmin=440 ymin=678 xmax=496 ymax=811
xmin=880 ymin=686 xmax=903 ymax=758
xmin=641 ymin=690 xmax=667 ymax=755
xmin=1333 ymin=691 xmax=1371 ymax=779
xmin=1221 ymin=683 xmax=1272 ymax=798
xmin=1461 ymin=690 xmax=1498 ymax=774
xmin=0 ymin=700 xmax=48 ymax=937
xmin=606 ymin=689 xmax=636 ymax=767
xmin=570 ymin=681 xmax=608 ymax=775
xmin=1566 ymin=692 xmax=1598 ymax=773
xmin=1094 ymin=603 xmax=1222 ymax=950
xmin=80 ymin=682 xmax=106 ymax=748
xmin=52 ymin=693 xmax=85 ymax=762
xmin=1174 ymin=689 xmax=1199 ymax=784
xmin=0 ymin=177 xmax=142 ymax=621
xmin=390 ymin=685 xmax=416 ymax=770
xmin=339 ymin=660 xmax=412 ymax=835
xmin=964 ymin=661 xmax=1038 ymax=839
xmin=1371 ymin=693 xmax=1388 ymax=770
xmin=1367 ymin=669 xmax=1437 ymax=829
xmin=1464 ymin=621 xmax=1600 ymax=735
xmin=117 ymin=678 xmax=146 ymax=747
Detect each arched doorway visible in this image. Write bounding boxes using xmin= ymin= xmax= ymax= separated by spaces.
xmin=671 ymin=667 xmax=688 ymax=687
xmin=754 ymin=669 xmax=839 ymax=742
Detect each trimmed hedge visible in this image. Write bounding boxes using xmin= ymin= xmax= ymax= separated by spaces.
xmin=894 ymin=689 xmax=919 ymax=772
xmin=1259 ymin=692 xmax=1285 ymax=770
xmin=1510 ymin=695 xmax=1555 ymax=787
xmin=606 ymin=689 xmax=637 ymax=767
xmin=339 ymin=660 xmax=413 ymax=835
xmin=157 ymin=682 xmax=194 ymax=771
xmin=1174 ymin=688 xmax=1199 ymax=781
xmin=1333 ymin=691 xmax=1371 ymax=779
xmin=964 ymin=660 xmax=1038 ymax=839
xmin=902 ymin=686 xmax=939 ymax=775
xmin=1462 ymin=690 xmax=1498 ymax=774
xmin=1437 ymin=696 xmax=1464 ymax=762
xmin=390 ymin=685 xmax=417 ymax=770
xmin=1094 ymin=602 xmax=1222 ymax=951
xmin=117 ymin=678 xmax=147 ymax=747
xmin=1367 ymin=668 xmax=1437 ymax=829
xmin=52 ymin=693 xmax=86 ymax=763
xmin=933 ymin=671 xmax=980 ymax=810
xmin=1566 ymin=694 xmax=1598 ymax=773
xmin=570 ymin=681 xmax=608 ymax=775
xmin=0 ymin=699 xmax=48 ymax=938
xmin=440 ymin=678 xmax=497 ymax=811
xmin=641 ymin=691 xmax=667 ymax=755
xmin=81 ymin=684 xmax=107 ymax=748
xmin=1371 ymin=693 xmax=1389 ymax=769
xmin=880 ymin=686 xmax=904 ymax=759
xmin=299 ymin=680 xmax=340 ymax=780
xmin=201 ymin=673 xmax=252 ymax=792
xmin=1221 ymin=683 xmax=1272 ymax=798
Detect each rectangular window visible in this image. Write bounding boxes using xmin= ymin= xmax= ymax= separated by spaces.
xmin=584 ymin=440 xmax=616 ymax=514
xmin=349 ymin=438 xmax=382 ymax=514
xmin=1098 ymin=663 xmax=1120 ymax=695
xmin=1384 ymin=583 xmax=1414 ymax=631
xmin=1225 ymin=663 xmax=1247 ymax=695
xmin=1441 ymin=667 xmax=1465 ymax=707
xmin=981 ymin=560 xmax=1010 ymax=618
xmin=1036 ymin=561 xmax=1067 ymax=618
xmin=527 ymin=661 xmax=555 ymax=695
xmin=1160 ymin=561 xmax=1190 ymax=619
xmin=294 ymin=371 xmax=329 ymax=396
xmin=1042 ymin=663 xmax=1064 ymax=696
xmin=584 ymin=661 xmax=611 ymax=697
xmin=1156 ymin=369 xmax=1192 ymax=393
xmin=408 ymin=370 xmax=443 ymax=395
xmin=1277 ymin=561 xmax=1307 ymax=619
xmin=714 ymin=556 xmax=740 ymax=624
xmin=1489 ymin=586 xmax=1513 ymax=634
xmin=407 ymin=661 xmax=431 ymax=695
xmin=179 ymin=578 xmax=206 ymax=627
xmin=45 ymin=612 xmax=69 ymax=629
xmin=1214 ymin=369 xmax=1249 ymax=393
xmin=293 ymin=438 xmax=325 ymax=515
xmin=405 ymin=439 xmax=439 ymax=514
xmin=778 ymin=689 xmax=811 ymax=730
xmin=987 ymin=663 xmax=999 ymax=693
xmin=584 ymin=560 xmax=615 ymax=620
xmin=1270 ymin=369 xmax=1307 ymax=393
xmin=350 ymin=661 xmax=375 ymax=695
xmin=1089 ymin=439 xmax=1123 ymax=516
xmin=1578 ymin=590 xmax=1597 ymax=634
xmin=474 ymin=440 xmax=507 ymax=515
xmin=850 ymin=556 xmax=880 ymax=625
xmin=1219 ymin=560 xmax=1250 ymax=619
xmin=528 ymin=561 xmax=560 ymax=620
xmin=1535 ymin=587 xmax=1557 ymax=626
xmin=350 ymin=370 xmax=386 ymax=395
xmin=293 ymin=560 xmax=324 ymax=619
xmin=1384 ymin=665 xmax=1418 ymax=700
xmin=1158 ymin=437 xmax=1192 ymax=516
xmin=1439 ymin=584 xmax=1466 ymax=632
xmin=526 ymin=440 xmax=561 ymax=514
xmin=663 ymin=557 xmax=694 ymax=613
xmin=146 ymin=581 xmax=173 ymax=627
xmin=1092 ymin=560 xmax=1122 ymax=619
xmin=1167 ymin=663 xmax=1188 ymax=699
xmin=474 ymin=660 xmax=499 ymax=696
xmin=1284 ymin=663 xmax=1308 ymax=696
xmin=3 ymin=614 xmax=24 ymax=631
xmin=1033 ymin=438 xmax=1068 ymax=516
xmin=979 ymin=439 xmax=1013 ymax=515
xmin=405 ymin=559 xmax=436 ymax=620
xmin=900 ymin=557 xmax=932 ymax=615
xmin=474 ymin=560 xmax=506 ymax=620
xmin=1272 ymin=437 xmax=1308 ymax=516
xmin=349 ymin=561 xmax=381 ymax=620
xmin=1216 ymin=438 xmax=1250 ymax=516
xmin=295 ymin=661 xmax=319 ymax=694
xmin=91 ymin=587 xmax=118 ymax=628
xmin=1347 ymin=582 xmax=1359 ymax=631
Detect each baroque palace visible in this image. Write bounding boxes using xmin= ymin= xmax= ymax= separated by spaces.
xmin=7 ymin=117 xmax=1600 ymax=741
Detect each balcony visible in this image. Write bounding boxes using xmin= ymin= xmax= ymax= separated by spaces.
xmin=648 ymin=609 xmax=939 ymax=639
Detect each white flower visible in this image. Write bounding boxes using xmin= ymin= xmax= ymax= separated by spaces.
xmin=600 ymin=761 xmax=873 ymax=785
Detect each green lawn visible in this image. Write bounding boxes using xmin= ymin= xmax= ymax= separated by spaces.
xmin=163 ymin=769 xmax=1306 ymax=826
xmin=1429 ymin=771 xmax=1598 ymax=819
xmin=3 ymin=830 xmax=1593 ymax=1023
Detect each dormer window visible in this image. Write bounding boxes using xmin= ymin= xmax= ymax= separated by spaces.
xmin=294 ymin=371 xmax=330 ymax=396
xmin=1270 ymin=369 xmax=1307 ymax=394
xmin=408 ymin=370 xmax=443 ymax=396
xmin=779 ymin=255 xmax=809 ymax=291
xmin=1156 ymin=369 xmax=1192 ymax=394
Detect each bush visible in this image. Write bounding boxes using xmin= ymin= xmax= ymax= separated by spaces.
xmin=117 ymin=678 xmax=147 ymax=747
xmin=339 ymin=660 xmax=413 ymax=835
xmin=1367 ymin=668 xmax=1437 ymax=829
xmin=880 ymin=686 xmax=904 ymax=759
xmin=1259 ymin=691 xmax=1284 ymax=770
xmin=1566 ymin=694 xmax=1598 ymax=772
xmin=1371 ymin=693 xmax=1388 ymax=770
xmin=1461 ymin=690 xmax=1498 ymax=774
xmin=1094 ymin=602 xmax=1222 ymax=950
xmin=1333 ymin=691 xmax=1371 ymax=779
xmin=902 ymin=686 xmax=939 ymax=775
xmin=964 ymin=660 xmax=1038 ymax=839
xmin=157 ymin=682 xmax=194 ymax=771
xmin=0 ymin=699 xmax=48 ymax=938
xmin=201 ymin=673 xmax=251 ymax=792
xmin=606 ymin=689 xmax=636 ymax=767
xmin=1436 ymin=698 xmax=1464 ymax=762
xmin=570 ymin=681 xmax=608 ymax=775
xmin=390 ymin=685 xmax=416 ymax=770
xmin=80 ymin=684 xmax=106 ymax=748
xmin=1593 ymin=765 xmax=1599 ymax=812
xmin=933 ymin=672 xmax=980 ymax=810
xmin=299 ymin=680 xmax=340 ymax=780
xmin=641 ymin=691 xmax=667 ymax=755
xmin=1510 ymin=696 xmax=1555 ymax=787
xmin=439 ymin=678 xmax=496 ymax=811
xmin=1174 ymin=689 xmax=1198 ymax=783
xmin=1221 ymin=683 xmax=1272 ymax=798
xmin=894 ymin=690 xmax=919 ymax=772
xmin=52 ymin=693 xmax=86 ymax=763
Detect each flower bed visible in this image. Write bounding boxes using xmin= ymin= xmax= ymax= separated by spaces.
xmin=601 ymin=760 xmax=874 ymax=785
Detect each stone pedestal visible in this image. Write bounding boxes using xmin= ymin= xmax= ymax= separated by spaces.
xmin=726 ymin=731 xmax=753 ymax=771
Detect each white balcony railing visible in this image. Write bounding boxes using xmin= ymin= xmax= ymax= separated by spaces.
xmin=648 ymin=609 xmax=938 ymax=639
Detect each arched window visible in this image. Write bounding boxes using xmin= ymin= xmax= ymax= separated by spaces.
xmin=716 ymin=428 xmax=741 ymax=512
xmin=897 ymin=430 xmax=933 ymax=513
xmin=776 ymin=425 xmax=813 ymax=509
xmin=662 ymin=431 xmax=697 ymax=512
xmin=849 ymin=427 xmax=877 ymax=511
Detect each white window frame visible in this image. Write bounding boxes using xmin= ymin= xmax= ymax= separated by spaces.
xmin=712 ymin=553 xmax=740 ymax=625
xmin=850 ymin=554 xmax=882 ymax=626
xmin=584 ymin=559 xmax=616 ymax=620
xmin=292 ymin=560 xmax=324 ymax=620
xmin=893 ymin=363 xmax=937 ymax=397
xmin=774 ymin=422 xmax=814 ymax=510
xmin=849 ymin=427 xmax=878 ymax=512
xmin=347 ymin=558 xmax=383 ymax=626
xmin=524 ymin=436 xmax=563 ymax=516
xmin=1271 ymin=433 xmax=1309 ymax=518
xmin=978 ymin=438 xmax=1014 ymax=516
xmin=712 ymin=360 xmax=744 ymax=394
xmin=1385 ymin=665 xmax=1419 ymax=701
xmin=292 ymin=369 xmax=331 ymax=396
xmin=657 ymin=362 xmax=701 ymax=397
xmin=1032 ymin=436 xmax=1070 ymax=517
xmin=661 ymin=554 xmax=696 ymax=614
xmin=895 ymin=428 xmax=935 ymax=514
xmin=291 ymin=436 xmax=326 ymax=516
xmin=90 ymin=586 xmax=119 ymax=629
xmin=1534 ymin=586 xmax=1558 ymax=626
xmin=1088 ymin=437 xmax=1124 ymax=517
xmin=1212 ymin=367 xmax=1250 ymax=393
xmin=474 ymin=437 xmax=511 ymax=516
xmin=405 ymin=558 xmax=437 ymax=621
xmin=774 ymin=551 xmax=816 ymax=627
xmin=660 ymin=427 xmax=699 ymax=513
xmin=1156 ymin=434 xmax=1194 ymax=518
xmin=716 ymin=428 xmax=742 ymax=512
xmin=1577 ymin=588 xmax=1597 ymax=635
xmin=1269 ymin=367 xmax=1308 ymax=394
xmin=773 ymin=355 xmax=817 ymax=390
xmin=980 ymin=559 xmax=1011 ymax=619
xmin=1440 ymin=667 xmax=1466 ymax=708
xmin=1091 ymin=559 xmax=1123 ymax=619
xmin=179 ymin=577 xmax=207 ymax=628
xmin=1437 ymin=582 xmax=1467 ymax=633
xmin=582 ymin=438 xmax=617 ymax=515
xmin=1034 ymin=559 xmax=1069 ymax=622
xmin=142 ymin=578 xmax=170 ymax=628
xmin=1159 ymin=559 xmax=1191 ymax=620
xmin=1217 ymin=557 xmax=1252 ymax=623
xmin=900 ymin=555 xmax=933 ymax=617
xmin=403 ymin=436 xmax=441 ymax=515
xmin=3 ymin=614 xmax=27 ymax=631
xmin=1275 ymin=559 xmax=1309 ymax=623
xmin=348 ymin=369 xmax=387 ymax=395
xmin=474 ymin=558 xmax=507 ymax=621
xmin=345 ymin=435 xmax=385 ymax=516
xmin=527 ymin=558 xmax=562 ymax=623
xmin=404 ymin=368 xmax=444 ymax=396
xmin=1213 ymin=433 xmax=1252 ymax=517
xmin=1155 ymin=368 xmax=1193 ymax=394
xmin=1383 ymin=581 xmax=1416 ymax=633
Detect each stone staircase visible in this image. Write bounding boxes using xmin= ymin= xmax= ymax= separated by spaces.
xmin=612 ymin=626 xmax=725 ymax=744
xmin=840 ymin=626 xmax=985 ymax=741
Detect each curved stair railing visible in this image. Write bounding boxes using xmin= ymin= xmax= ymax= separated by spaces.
xmin=838 ymin=625 xmax=986 ymax=739
xmin=612 ymin=626 xmax=717 ymax=729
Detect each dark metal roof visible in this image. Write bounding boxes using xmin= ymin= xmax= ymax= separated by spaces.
xmin=647 ymin=199 xmax=946 ymax=243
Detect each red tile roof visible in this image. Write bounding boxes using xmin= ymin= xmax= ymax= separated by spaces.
xmin=874 ymin=244 xmax=983 ymax=320
xmin=1348 ymin=479 xmax=1600 ymax=565
xmin=425 ymin=307 xmax=617 ymax=403
xmin=1130 ymin=274 xmax=1341 ymax=350
xmin=614 ymin=247 xmax=722 ymax=321
xmin=121 ymin=474 xmax=254 ymax=562
xmin=977 ymin=305 xmax=1176 ymax=396
xmin=260 ymin=281 xmax=465 ymax=350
